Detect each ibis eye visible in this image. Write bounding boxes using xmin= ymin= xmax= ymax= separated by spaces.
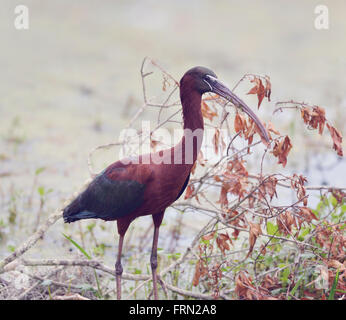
xmin=203 ymin=77 xmax=213 ymax=91
xmin=204 ymin=74 xmax=217 ymax=83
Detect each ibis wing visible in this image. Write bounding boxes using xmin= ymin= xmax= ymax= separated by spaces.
xmin=63 ymin=166 xmax=146 ymax=222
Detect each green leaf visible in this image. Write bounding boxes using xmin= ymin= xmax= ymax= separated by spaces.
xmin=62 ymin=233 xmax=103 ymax=298
xmin=288 ymin=275 xmax=304 ymax=299
xmin=35 ymin=167 xmax=46 ymax=175
xmin=336 ymin=289 xmax=346 ymax=294
xmin=37 ymin=186 xmax=45 ymax=196
xmin=298 ymin=227 xmax=311 ymax=241
xmin=221 ymin=266 xmax=231 ymax=272
xmin=266 ymin=221 xmax=278 ymax=235
xmin=201 ymin=238 xmax=210 ymax=245
xmin=330 ymin=195 xmax=337 ymax=208
xmin=7 ymin=245 xmax=16 ymax=252
xmin=328 ymin=269 xmax=340 ymax=300
xmin=265 ymin=256 xmax=273 ymax=265
xmin=311 ymin=209 xmax=319 ymax=219
xmin=93 ymin=243 xmax=106 ymax=256
xmin=316 ymin=200 xmax=324 ymax=213
xmin=281 ymin=267 xmax=290 ymax=284
xmin=134 ymin=268 xmax=142 ymax=274
xmin=322 ymin=196 xmax=329 ymax=206
xmin=341 ymin=204 xmax=346 ymax=213
xmin=62 ymin=233 xmax=91 ymax=260
xmin=87 ymin=223 xmax=96 ymax=232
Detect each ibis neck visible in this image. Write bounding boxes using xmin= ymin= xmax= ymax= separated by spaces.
xmin=181 ymin=89 xmax=204 ymax=131
xmin=177 ymin=89 xmax=204 ymax=165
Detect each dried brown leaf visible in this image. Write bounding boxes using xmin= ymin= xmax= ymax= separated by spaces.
xmin=201 ymin=101 xmax=218 ymax=121
xmin=184 ymin=184 xmax=195 ymax=200
xmin=247 ymin=222 xmax=262 ymax=258
xmin=234 ymin=113 xmax=247 ymax=134
xmin=326 ymin=123 xmax=343 ymax=157
xmin=247 ymin=77 xmax=266 ymax=109
xmin=272 ymin=136 xmax=292 ymax=167
xmin=202 ymin=232 xmax=215 ymax=241
xmin=216 ymin=232 xmax=232 ymax=255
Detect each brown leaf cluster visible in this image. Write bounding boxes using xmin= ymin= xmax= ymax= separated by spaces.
xmin=218 ymin=159 xmax=249 ymax=206
xmin=218 ymin=182 xmax=229 ymax=208
xmin=216 ymin=232 xmax=232 ymax=255
xmin=329 ymin=188 xmax=346 ymax=204
xmin=272 ymin=136 xmax=292 ymax=167
xmin=259 ymin=176 xmax=278 ymax=201
xmin=327 ymin=259 xmax=346 ymax=272
xmin=192 ymin=259 xmax=208 ymax=287
xmin=192 ymin=242 xmax=223 ymax=296
xmin=291 ymin=174 xmax=308 ymax=206
xmin=300 ymin=104 xmax=343 ymax=156
xmin=261 ymin=274 xmax=281 ymax=291
xmin=277 ymin=211 xmax=296 ymax=235
xmin=234 ymin=114 xmax=271 ymax=150
xmin=315 ymin=259 xmax=346 ymax=298
xmin=234 ymin=113 xmax=255 ymax=147
xmin=235 ymin=271 xmax=277 ymax=300
xmin=234 ymin=113 xmax=247 ymax=135
xmin=296 ymin=207 xmax=318 ymax=228
xmin=235 ymin=271 xmax=258 ymax=299
xmin=210 ymin=263 xmax=223 ymax=299
xmin=247 ymin=76 xmax=271 ymax=109
xmin=221 ymin=210 xmax=246 ymax=239
xmin=201 ymin=101 xmax=218 ymax=121
xmin=301 ymin=106 xmax=326 ymax=134
xmin=315 ymin=223 xmax=345 ymax=261
xmin=227 ymin=158 xmax=249 ymax=176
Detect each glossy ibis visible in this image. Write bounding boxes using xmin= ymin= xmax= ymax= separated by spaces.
xmin=63 ymin=67 xmax=270 ymax=299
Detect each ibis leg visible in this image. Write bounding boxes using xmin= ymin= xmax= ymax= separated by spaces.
xmin=115 ymin=234 xmax=124 ymax=300
xmin=151 ymin=212 xmax=164 ymax=300
xmin=151 ymin=226 xmax=160 ymax=299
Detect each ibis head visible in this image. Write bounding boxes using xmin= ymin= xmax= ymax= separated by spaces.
xmin=181 ymin=66 xmax=270 ymax=144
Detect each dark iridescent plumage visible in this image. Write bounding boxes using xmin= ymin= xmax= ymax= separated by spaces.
xmin=63 ymin=173 xmax=145 ymax=222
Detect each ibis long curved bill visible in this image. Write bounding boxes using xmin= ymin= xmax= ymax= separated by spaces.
xmin=204 ymin=75 xmax=270 ymax=144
